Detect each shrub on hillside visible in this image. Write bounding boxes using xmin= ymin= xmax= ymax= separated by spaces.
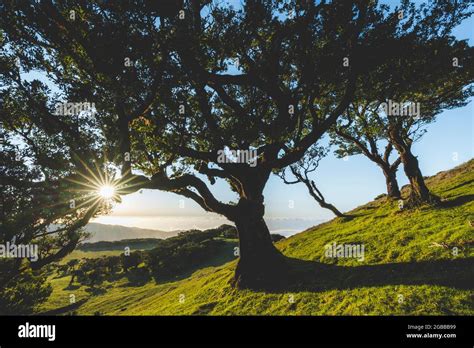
xmin=271 ymin=234 xmax=286 ymax=243
xmin=120 ymin=251 xmax=143 ymax=272
xmin=0 ymin=260 xmax=52 ymax=315
xmin=145 ymin=239 xmax=223 ymax=281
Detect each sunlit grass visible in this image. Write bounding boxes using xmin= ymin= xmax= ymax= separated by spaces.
xmin=39 ymin=160 xmax=474 ymax=316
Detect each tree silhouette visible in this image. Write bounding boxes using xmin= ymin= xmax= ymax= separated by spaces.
xmin=331 ymin=101 xmax=403 ymax=199
xmin=336 ymin=1 xmax=474 ymax=205
xmin=278 ymin=145 xmax=346 ymax=217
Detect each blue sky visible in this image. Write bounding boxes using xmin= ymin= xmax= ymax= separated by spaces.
xmin=18 ymin=1 xmax=474 ymax=227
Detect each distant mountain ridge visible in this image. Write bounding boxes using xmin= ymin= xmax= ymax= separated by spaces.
xmin=84 ymin=223 xmax=180 ymax=242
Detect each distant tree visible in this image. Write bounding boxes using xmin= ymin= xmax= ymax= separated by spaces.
xmin=145 ymin=245 xmax=173 ymax=279
xmin=87 ymin=268 xmax=105 ymax=287
xmin=331 ymin=101 xmax=403 ymax=199
xmin=104 ymin=256 xmax=122 ymax=274
xmin=383 ymin=77 xmax=473 ymax=206
xmin=331 ymin=2 xmax=474 ymax=205
xmin=278 ymin=145 xmax=345 ymax=217
xmin=333 ymin=62 xmax=474 ymax=206
xmin=66 ymin=259 xmax=80 ymax=286
xmin=120 ymin=252 xmax=142 ymax=272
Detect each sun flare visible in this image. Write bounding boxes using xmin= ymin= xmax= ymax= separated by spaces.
xmin=66 ymin=157 xmax=143 ymax=212
xmin=98 ymin=185 xmax=115 ymax=199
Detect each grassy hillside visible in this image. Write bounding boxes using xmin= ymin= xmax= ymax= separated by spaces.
xmin=60 ymin=250 xmax=124 ymax=263
xmin=39 ymin=160 xmax=474 ymax=315
xmin=59 ymin=239 xmax=165 ymax=263
xmin=78 ymin=238 xmax=164 ymax=251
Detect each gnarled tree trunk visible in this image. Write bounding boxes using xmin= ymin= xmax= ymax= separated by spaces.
xmin=231 ymin=198 xmax=287 ymax=289
xmin=399 ymin=149 xmax=433 ymax=203
xmin=381 ymin=166 xmax=401 ymax=199
xmin=388 ymin=130 xmax=437 ymax=205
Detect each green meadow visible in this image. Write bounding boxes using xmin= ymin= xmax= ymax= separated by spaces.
xmin=39 ymin=160 xmax=474 ymax=315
